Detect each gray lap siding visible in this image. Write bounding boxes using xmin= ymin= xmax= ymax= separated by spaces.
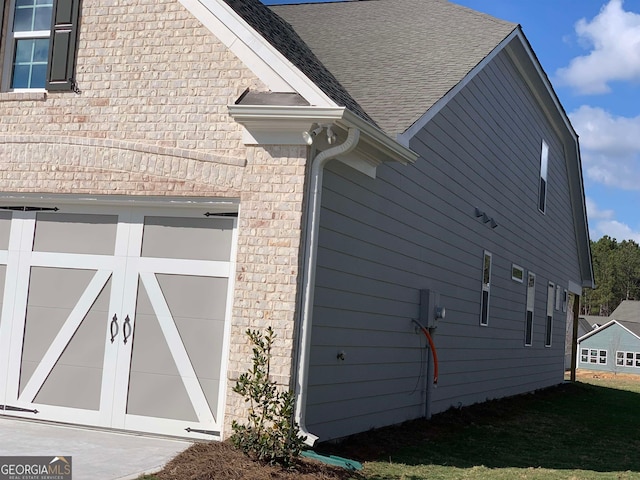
xmin=305 ymin=48 xmax=581 ymax=441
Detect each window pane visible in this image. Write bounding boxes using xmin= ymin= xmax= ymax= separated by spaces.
xmin=30 ymin=64 xmax=47 ymax=88
xmin=539 ymin=180 xmax=546 ymax=212
xmin=483 ymin=254 xmax=491 ymax=286
xmin=12 ymin=38 xmax=49 ymax=89
xmin=33 ymin=38 xmax=49 ymax=61
xmin=34 ymin=5 xmax=53 ymax=30
xmin=481 ymin=290 xmax=489 ymax=325
xmin=11 ymin=65 xmax=31 ymax=88
xmin=545 ymin=316 xmax=552 ymax=346
xmin=13 ymin=0 xmax=53 ymax=32
xmin=14 ymin=39 xmax=34 ymax=63
xmin=13 ymin=7 xmax=34 ymax=31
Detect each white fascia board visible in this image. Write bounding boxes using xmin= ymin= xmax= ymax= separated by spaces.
xmin=577 ymin=319 xmax=616 ymax=343
xmin=179 ymin=0 xmax=336 ymax=107
xmin=228 ymin=105 xmax=418 ymax=170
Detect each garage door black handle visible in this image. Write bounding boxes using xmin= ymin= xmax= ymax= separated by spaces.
xmin=123 ymin=315 xmax=132 ymax=345
xmin=110 ymin=314 xmax=119 ymax=343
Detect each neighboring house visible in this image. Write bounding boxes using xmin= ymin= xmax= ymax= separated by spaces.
xmin=578 ymin=301 xmax=640 ymax=375
xmin=0 ymin=0 xmax=593 ymax=444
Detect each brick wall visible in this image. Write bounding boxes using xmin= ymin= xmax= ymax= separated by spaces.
xmin=0 ymin=0 xmax=308 ymax=438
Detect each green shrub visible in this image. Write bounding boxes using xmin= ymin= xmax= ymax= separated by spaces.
xmin=231 ymin=327 xmax=306 ymax=467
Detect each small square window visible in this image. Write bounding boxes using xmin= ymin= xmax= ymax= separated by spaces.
xmin=511 ymin=264 xmax=524 ymax=283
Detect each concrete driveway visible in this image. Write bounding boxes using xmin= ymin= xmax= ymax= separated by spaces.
xmin=0 ymin=417 xmax=192 ymax=479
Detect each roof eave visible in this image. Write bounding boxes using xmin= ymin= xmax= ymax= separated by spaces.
xmin=227 ymin=104 xmax=418 ymax=170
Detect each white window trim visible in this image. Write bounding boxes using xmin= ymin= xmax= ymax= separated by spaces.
xmin=616 ymin=351 xmax=640 ymax=368
xmin=1 ymin=0 xmax=51 ymax=91
xmin=581 ymin=348 xmax=606 ymax=365
xmin=511 ymin=264 xmax=524 ymax=283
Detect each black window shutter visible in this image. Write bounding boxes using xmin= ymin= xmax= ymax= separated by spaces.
xmin=46 ymin=0 xmax=81 ymax=92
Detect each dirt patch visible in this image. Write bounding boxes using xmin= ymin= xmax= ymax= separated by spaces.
xmin=573 ymin=370 xmax=640 ymax=382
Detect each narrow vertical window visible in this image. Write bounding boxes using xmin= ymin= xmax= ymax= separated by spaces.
xmin=525 ymin=272 xmax=535 ymax=346
xmin=545 ymin=282 xmax=554 ymax=347
xmin=555 ymin=285 xmax=562 ymax=311
xmin=480 ymin=251 xmax=492 ymax=326
xmin=538 ymin=140 xmax=549 ymax=213
xmin=562 ymin=289 xmax=568 ymax=313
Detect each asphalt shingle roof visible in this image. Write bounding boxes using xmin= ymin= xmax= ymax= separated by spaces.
xmin=222 ymin=0 xmax=375 ymax=125
xmin=611 ymin=300 xmax=640 ymax=324
xmin=270 ymin=0 xmax=517 ymax=138
xmin=619 ymin=320 xmax=640 ymax=338
xmin=223 ymin=0 xmax=516 ymax=137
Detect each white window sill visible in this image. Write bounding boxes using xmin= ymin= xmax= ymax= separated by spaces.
xmin=0 ymin=91 xmax=47 ymax=102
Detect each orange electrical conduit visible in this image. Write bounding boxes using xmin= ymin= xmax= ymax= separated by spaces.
xmin=412 ymin=319 xmax=439 ymax=385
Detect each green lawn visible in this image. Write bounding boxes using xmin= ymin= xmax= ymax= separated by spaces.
xmin=360 ymin=374 xmax=640 ymax=479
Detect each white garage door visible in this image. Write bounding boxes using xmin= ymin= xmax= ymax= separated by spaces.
xmin=0 ymin=204 xmax=236 ymax=439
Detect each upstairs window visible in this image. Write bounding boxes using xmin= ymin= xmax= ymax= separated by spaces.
xmin=2 ymin=0 xmax=80 ymax=91
xmin=538 ymin=140 xmax=549 ymax=213
xmin=480 ymin=251 xmax=492 ymax=326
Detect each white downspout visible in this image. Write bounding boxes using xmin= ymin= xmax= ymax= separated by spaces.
xmin=295 ymin=127 xmax=361 ymax=446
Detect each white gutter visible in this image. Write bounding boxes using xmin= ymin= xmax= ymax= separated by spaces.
xmin=295 ymin=127 xmax=361 ymax=446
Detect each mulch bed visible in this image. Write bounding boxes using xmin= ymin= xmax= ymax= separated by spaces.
xmin=152 ymin=442 xmax=358 ymax=480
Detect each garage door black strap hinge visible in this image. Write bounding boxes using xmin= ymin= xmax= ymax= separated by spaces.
xmin=0 ymin=405 xmax=39 ymax=414
xmin=204 ymin=212 xmax=237 ymax=217
xmin=0 ymin=206 xmax=59 ymax=212
xmin=185 ymin=427 xmax=219 ymax=436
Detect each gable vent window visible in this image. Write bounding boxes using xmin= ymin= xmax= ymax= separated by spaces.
xmin=525 ymin=272 xmax=535 ymax=346
xmin=538 ymin=140 xmax=549 ymax=213
xmin=3 ymin=0 xmax=80 ymax=91
xmin=480 ymin=251 xmax=492 ymax=326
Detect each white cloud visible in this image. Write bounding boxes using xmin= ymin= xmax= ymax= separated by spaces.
xmin=585 ymin=197 xmax=614 ymax=220
xmin=556 ymin=0 xmax=640 ymax=94
xmin=587 ymin=198 xmax=640 ymax=242
xmin=570 ymin=105 xmax=640 ymax=190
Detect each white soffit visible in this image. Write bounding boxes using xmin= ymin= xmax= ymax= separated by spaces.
xmin=178 ymin=0 xmax=336 ymax=108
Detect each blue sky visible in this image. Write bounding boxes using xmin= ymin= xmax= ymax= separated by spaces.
xmin=262 ymin=0 xmax=640 ymax=244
